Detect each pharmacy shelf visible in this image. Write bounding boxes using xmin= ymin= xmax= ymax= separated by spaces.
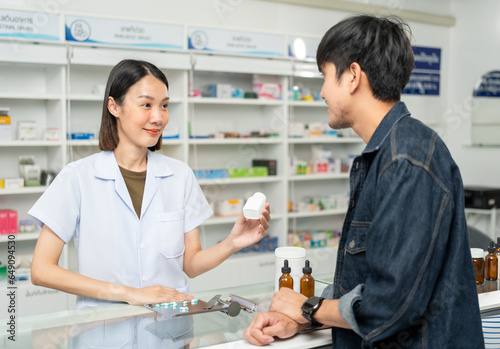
xmin=288 ymin=101 xmax=326 ymax=107
xmin=68 ymin=94 xmax=185 ymax=103
xmin=287 ymin=209 xmax=347 ymax=218
xmin=203 ymin=214 xmax=283 ymax=226
xmin=0 ymin=186 xmax=48 ymax=196
xmin=0 ymin=93 xmax=63 ymax=100
xmin=287 ymin=137 xmax=363 ymax=144
xmin=288 ymin=173 xmax=350 ymax=181
xmin=67 ymin=139 xmax=183 ymax=146
xmin=189 ymin=138 xmax=282 ymax=145
xmin=0 ymin=232 xmax=39 ymax=243
xmin=67 ymin=139 xmax=99 ymax=146
xmin=0 ymin=140 xmax=63 ymax=147
xmin=188 ymin=97 xmax=282 ymax=106
xmin=197 ymin=176 xmax=284 ymax=186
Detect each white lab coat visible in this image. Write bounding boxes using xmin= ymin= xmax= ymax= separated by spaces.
xmin=29 ymin=150 xmax=213 ymax=307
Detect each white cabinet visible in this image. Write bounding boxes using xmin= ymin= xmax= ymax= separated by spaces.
xmin=0 ymin=41 xmax=72 ymax=315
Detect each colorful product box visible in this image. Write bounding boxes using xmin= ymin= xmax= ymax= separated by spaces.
xmin=0 ymin=115 xmax=11 ymax=141
xmin=252 ymin=83 xmax=282 ymax=100
xmin=228 ymin=167 xmax=268 ymax=178
xmin=0 ymin=210 xmax=18 ymax=235
xmin=252 ymin=159 xmax=277 ymax=176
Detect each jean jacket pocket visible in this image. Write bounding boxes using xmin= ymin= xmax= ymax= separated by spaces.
xmin=340 ymin=222 xmax=370 ymax=294
xmin=157 ymin=210 xmax=185 ymax=259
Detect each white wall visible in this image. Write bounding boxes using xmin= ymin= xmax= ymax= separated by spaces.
xmin=448 ymin=0 xmax=500 ymax=187
xmin=1 ymin=0 xmax=452 ymax=38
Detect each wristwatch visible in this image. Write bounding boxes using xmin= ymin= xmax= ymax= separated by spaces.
xmin=301 ymin=296 xmax=324 ymax=328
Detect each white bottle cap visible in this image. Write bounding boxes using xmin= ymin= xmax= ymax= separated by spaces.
xmin=471 ymin=248 xmax=484 ymax=259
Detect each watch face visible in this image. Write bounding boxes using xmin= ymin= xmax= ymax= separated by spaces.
xmin=302 ymin=296 xmax=321 ymax=313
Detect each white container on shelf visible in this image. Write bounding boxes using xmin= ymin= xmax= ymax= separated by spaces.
xmin=275 ymin=246 xmax=306 ymax=292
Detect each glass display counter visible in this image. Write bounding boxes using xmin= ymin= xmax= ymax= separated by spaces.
xmin=0 ymin=276 xmax=334 ymax=349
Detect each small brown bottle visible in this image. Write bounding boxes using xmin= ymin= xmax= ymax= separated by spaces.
xmin=485 ymin=241 xmax=498 ymax=281
xmin=300 ymin=260 xmax=315 ymax=298
xmin=279 ymin=260 xmax=293 ymax=290
xmin=471 ymin=248 xmax=484 ymax=285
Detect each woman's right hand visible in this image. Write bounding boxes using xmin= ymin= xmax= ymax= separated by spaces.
xmin=126 ymin=285 xmax=194 ymax=305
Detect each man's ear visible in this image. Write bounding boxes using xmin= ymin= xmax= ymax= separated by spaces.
xmin=348 ymin=62 xmax=362 ymax=94
xmin=107 ymin=97 xmax=119 ymax=117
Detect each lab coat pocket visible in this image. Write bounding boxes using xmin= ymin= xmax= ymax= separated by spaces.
xmin=157 ymin=210 xmax=185 ymax=259
xmin=340 ymin=222 xmax=370 ymax=295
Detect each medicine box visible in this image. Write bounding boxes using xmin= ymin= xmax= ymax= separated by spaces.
xmin=18 ymin=121 xmax=37 ymax=140
xmin=0 ymin=115 xmax=11 ymax=141
xmin=252 ymin=83 xmax=282 ymax=100
xmin=252 ymin=159 xmax=277 ymax=176
xmin=0 ymin=210 xmax=18 ymax=235
xmin=203 ymin=84 xmax=232 ymax=98
xmin=193 ymin=169 xmax=228 ymax=180
xmin=227 ymin=167 xmax=268 ymax=178
xmin=0 ymin=178 xmax=24 ymax=189
xmin=215 ymin=199 xmax=244 ymax=217
xmin=69 ymin=132 xmax=95 ymax=140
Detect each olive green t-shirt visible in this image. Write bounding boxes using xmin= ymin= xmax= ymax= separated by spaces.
xmin=118 ymin=165 xmax=146 ymax=219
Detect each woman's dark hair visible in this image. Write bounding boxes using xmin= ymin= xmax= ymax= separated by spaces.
xmin=99 ymin=59 xmax=169 ymax=151
xmin=316 ymin=15 xmax=414 ymax=102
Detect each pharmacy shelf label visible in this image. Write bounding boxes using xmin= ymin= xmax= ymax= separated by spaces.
xmin=0 ymin=9 xmax=61 ymax=41
xmin=403 ymin=46 xmax=441 ymax=96
xmin=288 ymin=36 xmax=320 ymax=59
xmin=188 ymin=26 xmax=285 ymax=57
xmin=65 ymin=15 xmax=183 ymax=49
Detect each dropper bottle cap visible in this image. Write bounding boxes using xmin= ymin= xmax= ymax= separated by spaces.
xmin=282 ymin=259 xmax=291 ymax=273
xmin=303 ymin=260 xmax=312 ymax=274
xmin=496 ymin=237 xmax=500 ymax=248
xmin=489 ymin=241 xmax=496 ymax=253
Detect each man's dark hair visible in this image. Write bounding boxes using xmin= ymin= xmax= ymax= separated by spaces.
xmin=99 ymin=59 xmax=169 ymax=151
xmin=316 ymin=15 xmax=414 ymax=102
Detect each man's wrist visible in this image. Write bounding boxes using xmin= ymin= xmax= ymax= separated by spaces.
xmin=301 ymin=296 xmax=324 ymax=328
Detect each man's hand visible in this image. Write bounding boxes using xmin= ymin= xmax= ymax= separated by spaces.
xmin=270 ymin=287 xmax=309 ymax=324
xmin=243 ymin=311 xmax=303 ymax=346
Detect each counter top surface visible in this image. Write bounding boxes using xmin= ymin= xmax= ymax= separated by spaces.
xmin=0 ymin=276 xmax=333 ymax=349
xmin=3 ymin=275 xmax=498 ymax=349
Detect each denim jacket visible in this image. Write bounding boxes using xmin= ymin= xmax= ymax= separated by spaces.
xmin=332 ymin=102 xmax=484 ymax=348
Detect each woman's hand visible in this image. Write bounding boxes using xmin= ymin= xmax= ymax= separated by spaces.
xmin=125 ymin=285 xmax=194 ymax=306
xmin=228 ymin=203 xmax=271 ymax=251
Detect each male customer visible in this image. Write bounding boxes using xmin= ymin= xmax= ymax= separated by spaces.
xmin=244 ymin=15 xmax=484 ymax=348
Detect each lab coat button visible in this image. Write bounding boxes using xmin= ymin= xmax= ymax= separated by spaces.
xmin=140 ymin=243 xmax=145 ymax=249
xmin=142 ymin=275 xmax=148 ymax=282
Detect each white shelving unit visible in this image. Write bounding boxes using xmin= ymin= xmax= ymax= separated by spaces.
xmin=0 ymin=39 xmax=361 ymax=297
xmin=0 ymin=40 xmax=72 ymax=315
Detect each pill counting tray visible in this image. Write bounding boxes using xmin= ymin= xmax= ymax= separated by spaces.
xmin=145 ymin=294 xmax=259 ymax=321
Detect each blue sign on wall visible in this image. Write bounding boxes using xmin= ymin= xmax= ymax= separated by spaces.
xmin=403 ymin=46 xmax=441 ymax=96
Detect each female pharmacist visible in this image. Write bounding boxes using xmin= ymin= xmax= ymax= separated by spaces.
xmin=28 ymin=59 xmax=271 ymax=308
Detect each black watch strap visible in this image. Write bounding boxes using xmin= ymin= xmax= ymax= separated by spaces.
xmin=301 ymin=296 xmax=324 ymax=328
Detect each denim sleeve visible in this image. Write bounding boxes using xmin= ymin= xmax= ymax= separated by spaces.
xmin=346 ymin=158 xmax=455 ymax=344
xmin=338 ymin=284 xmax=364 ymax=336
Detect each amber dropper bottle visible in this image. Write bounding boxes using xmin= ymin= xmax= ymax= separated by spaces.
xmin=485 ymin=241 xmax=498 ymax=281
xmin=279 ymin=259 xmax=294 ymax=290
xmin=300 ymin=260 xmax=315 ymax=298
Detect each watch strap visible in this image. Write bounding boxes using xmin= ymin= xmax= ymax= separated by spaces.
xmin=302 ymin=296 xmax=324 ymax=328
